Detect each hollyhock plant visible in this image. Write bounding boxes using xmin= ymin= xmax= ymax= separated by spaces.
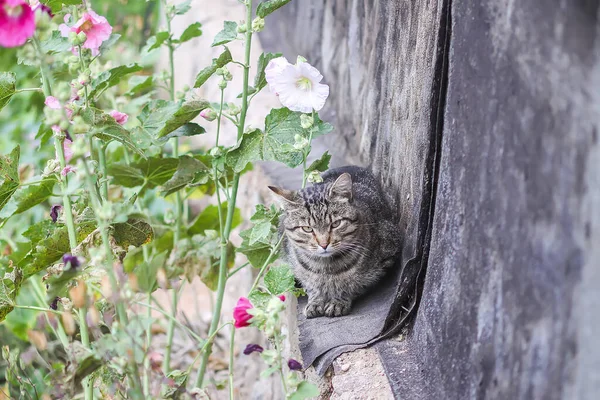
xmin=288 ymin=359 xmax=303 ymax=371
xmin=233 ymin=297 xmax=253 ymax=328
xmin=45 ymin=96 xmax=61 ymax=109
xmin=109 ymin=110 xmax=128 ymax=125
xmin=50 ymin=204 xmax=62 ymax=222
xmin=0 ymin=0 xmax=36 ymax=48
xmin=265 ymin=56 xmax=329 ymax=113
xmin=59 ymin=10 xmax=112 ymax=56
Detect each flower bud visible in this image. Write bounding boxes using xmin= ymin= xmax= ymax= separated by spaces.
xmin=71 ymin=116 xmax=90 ymax=134
xmin=68 ymin=31 xmax=78 ymax=44
xmin=69 ymin=280 xmax=87 ymax=309
xmin=293 ymin=134 xmax=309 ymax=150
xmin=237 ymin=21 xmax=247 ymax=33
xmin=218 ymin=80 xmax=228 ymax=89
xmin=227 ymin=103 xmax=241 ymax=116
xmin=252 ymin=17 xmax=265 ymax=32
xmin=27 ymin=330 xmax=48 ymax=351
xmin=78 ymin=72 xmax=90 ymax=86
xmin=87 ymin=307 xmax=100 ymax=327
xmin=200 ymin=108 xmax=217 ymax=121
xmin=76 ymin=31 xmax=88 ymax=45
xmin=61 ymin=312 xmax=76 ymax=336
xmin=300 ymin=114 xmax=314 ymax=129
xmin=307 ymin=170 xmax=323 ymax=183
xmin=296 ymin=55 xmax=307 ymax=63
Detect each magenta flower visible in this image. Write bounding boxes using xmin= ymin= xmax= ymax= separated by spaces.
xmin=61 ymin=165 xmax=76 ymax=176
xmin=278 ymin=294 xmax=286 ymax=302
xmin=233 ymin=297 xmax=253 ymax=328
xmin=243 ymin=344 xmax=264 ymax=355
xmin=0 ymin=0 xmax=35 ymax=48
xmin=109 ymin=110 xmax=128 ymax=125
xmin=200 ymin=109 xmax=217 ymax=122
xmin=59 ymin=10 xmax=112 ymax=56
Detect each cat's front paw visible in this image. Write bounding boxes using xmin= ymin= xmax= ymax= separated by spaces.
xmin=305 ymin=299 xmax=326 ymax=318
xmin=323 ymin=300 xmax=351 ymax=317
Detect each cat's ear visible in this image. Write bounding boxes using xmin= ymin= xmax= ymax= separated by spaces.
xmin=329 ymin=173 xmax=353 ymax=201
xmin=268 ymin=186 xmax=300 ymax=207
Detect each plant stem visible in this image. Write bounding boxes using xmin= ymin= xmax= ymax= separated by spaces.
xmin=195 ymin=0 xmax=254 ymax=387
xmin=249 ymin=236 xmax=284 ymax=293
xmin=97 ymin=142 xmax=109 ymax=200
xmin=228 ymin=327 xmax=235 ymax=400
xmin=163 ymin=0 xmax=182 ymax=374
xmin=13 ymin=305 xmax=61 ymax=315
xmin=30 ymin=279 xmax=69 ymax=349
xmin=33 ymin=36 xmax=78 ymax=251
xmin=134 ymin=300 xmax=204 ymax=343
xmin=78 ymin=307 xmax=94 ymax=400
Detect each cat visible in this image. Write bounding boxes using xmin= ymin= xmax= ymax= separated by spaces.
xmin=269 ymin=166 xmax=401 ymax=318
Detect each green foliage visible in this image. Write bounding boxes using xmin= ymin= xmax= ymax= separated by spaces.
xmin=176 ymin=22 xmax=203 ymax=44
xmin=257 ymin=0 xmax=292 ymax=18
xmin=0 ymin=267 xmax=23 ymax=322
xmin=0 ymin=72 xmax=16 ymax=113
xmin=42 ymin=0 xmax=81 ymax=13
xmin=227 ymin=108 xmax=333 ymax=172
xmin=212 ymin=21 xmax=238 ymax=47
xmin=237 ymin=204 xmax=280 ymax=268
xmin=254 ymin=52 xmax=282 ymax=91
xmin=0 ymin=146 xmax=20 ymax=212
xmin=83 ymin=107 xmax=145 ymax=156
xmin=108 ymin=156 xmax=179 ymax=189
xmin=143 ymin=31 xmax=170 ymax=52
xmin=187 ymin=203 xmax=242 ymax=236
xmin=289 ymin=381 xmax=320 ymax=400
xmin=40 ymin=31 xmax=71 ymax=54
xmin=137 ymin=98 xmax=209 ymax=140
xmin=161 ymin=155 xmax=209 ymax=196
xmin=89 ymin=64 xmax=144 ymax=99
xmin=194 ymin=48 xmax=233 ymax=88
xmin=306 ymin=151 xmax=331 ymax=173
xmin=264 ymin=264 xmax=295 ymax=295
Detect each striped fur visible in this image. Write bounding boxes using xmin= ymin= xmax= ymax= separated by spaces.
xmin=269 ymin=166 xmax=401 ymax=318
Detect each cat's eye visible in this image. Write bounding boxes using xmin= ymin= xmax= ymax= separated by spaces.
xmin=301 ymin=226 xmax=313 ymax=233
xmin=331 ymin=220 xmax=342 ymax=228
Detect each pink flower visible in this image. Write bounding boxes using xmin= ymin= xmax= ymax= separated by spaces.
xmin=62 ymin=138 xmax=73 ymax=163
xmin=61 ymin=165 xmax=76 ymax=176
xmin=233 ymin=297 xmax=253 ymax=328
xmin=59 ymin=10 xmax=112 ymax=56
xmin=109 ymin=110 xmax=128 ymax=125
xmin=45 ymin=96 xmax=61 ymax=109
xmin=0 ymin=0 xmax=35 ymax=48
xmin=278 ymin=294 xmax=286 ymax=302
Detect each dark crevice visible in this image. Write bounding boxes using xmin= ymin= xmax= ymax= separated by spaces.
xmin=377 ymin=0 xmax=453 ymax=342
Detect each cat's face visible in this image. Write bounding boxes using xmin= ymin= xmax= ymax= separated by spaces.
xmin=270 ymin=173 xmax=361 ymax=258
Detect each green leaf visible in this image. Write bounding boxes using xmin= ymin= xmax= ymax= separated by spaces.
xmin=22 ymin=220 xmax=57 ymax=244
xmin=157 ymin=122 xmax=206 ymax=143
xmin=83 ymin=107 xmax=144 ymax=156
xmin=306 ymin=151 xmax=331 ymax=173
xmin=0 ymin=267 xmax=23 ymax=322
xmin=248 ymin=289 xmax=271 ymax=308
xmin=108 ymin=156 xmax=179 ymax=189
xmin=176 ymin=22 xmax=203 ymax=44
xmin=0 ymin=72 xmax=16 ymax=112
xmin=161 ymin=155 xmax=209 ymax=196
xmin=135 ymin=251 xmax=167 ymax=293
xmin=174 ymin=0 xmax=192 ymax=15
xmin=19 ymin=213 xmax=97 ymax=278
xmin=212 ymin=21 xmax=238 ymax=47
xmin=264 ymin=264 xmax=295 ymax=295
xmin=226 ymin=129 xmax=263 ymax=173
xmin=42 ymin=0 xmax=80 ymax=13
xmin=89 ymin=63 xmax=143 ymax=99
xmin=254 ymin=52 xmax=282 ymax=92
xmin=0 ymin=176 xmax=57 ymax=220
xmin=138 ymin=99 xmax=210 ymax=140
xmin=112 ymin=218 xmax=154 ymax=248
xmin=256 ymin=0 xmax=292 ymax=18
xmin=237 ymin=229 xmax=274 ymax=268
xmin=36 ymin=124 xmax=53 ymax=147
xmin=187 ymin=203 xmax=241 ymax=236
xmin=289 ymin=381 xmax=320 ymax=400
xmin=0 ymin=146 xmax=20 ymax=213
xmin=143 ymin=31 xmax=170 ymax=52
xmin=194 ymin=48 xmax=233 ymax=88
xmin=40 ymin=31 xmax=71 ymax=53
xmin=126 ymin=75 xmax=154 ymax=96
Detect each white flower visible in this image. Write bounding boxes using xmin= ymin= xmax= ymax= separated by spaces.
xmin=265 ymin=56 xmax=329 ymax=113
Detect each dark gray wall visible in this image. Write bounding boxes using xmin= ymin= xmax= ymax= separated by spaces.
xmin=262 ymin=0 xmax=600 ymax=399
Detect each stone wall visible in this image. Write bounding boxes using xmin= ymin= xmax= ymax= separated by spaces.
xmin=262 ymin=0 xmax=600 ymax=398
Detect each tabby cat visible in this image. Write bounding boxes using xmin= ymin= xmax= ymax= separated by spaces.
xmin=269 ymin=166 xmax=401 ymax=318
